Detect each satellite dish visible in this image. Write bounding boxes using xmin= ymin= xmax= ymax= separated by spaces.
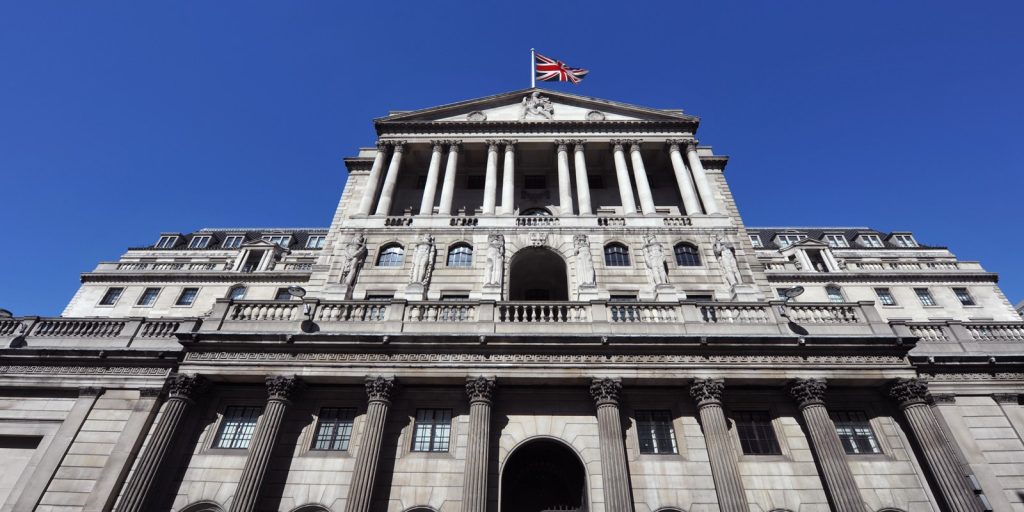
xmin=783 ymin=286 xmax=805 ymax=299
xmin=287 ymin=286 xmax=307 ymax=298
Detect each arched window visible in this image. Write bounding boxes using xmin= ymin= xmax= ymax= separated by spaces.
xmin=376 ymin=244 xmax=404 ymax=267
xmin=447 ymin=243 xmax=473 ymax=267
xmin=181 ymin=502 xmax=225 ymax=512
xmin=674 ymin=243 xmax=701 ymax=266
xmin=290 ymin=505 xmax=332 ymax=512
xmin=825 ymin=285 xmax=845 ymax=303
xmin=520 ymin=207 xmax=552 ymax=216
xmin=227 ymin=285 xmax=247 ymax=300
xmin=604 ymin=243 xmax=631 ymax=267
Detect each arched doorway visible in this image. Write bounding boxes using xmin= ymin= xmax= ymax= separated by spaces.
xmin=501 ymin=439 xmax=588 ymax=512
xmin=509 ymin=247 xmax=568 ymax=301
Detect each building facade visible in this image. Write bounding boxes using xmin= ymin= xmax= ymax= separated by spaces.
xmin=2 ymin=89 xmax=1023 ymax=512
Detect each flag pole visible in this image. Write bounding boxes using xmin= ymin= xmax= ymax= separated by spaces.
xmin=530 ymin=48 xmax=536 ymax=88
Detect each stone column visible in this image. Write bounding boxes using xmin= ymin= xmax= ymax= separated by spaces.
xmin=117 ymin=375 xmax=209 ymax=512
xmin=463 ymin=377 xmax=497 ymax=512
xmin=628 ymin=142 xmax=656 ymax=215
xmin=230 ymin=376 xmax=302 ymax=512
xmin=418 ymin=141 xmax=444 ymax=215
xmin=684 ymin=141 xmax=720 ymax=215
xmin=889 ymin=379 xmax=985 ymax=512
xmin=574 ymin=141 xmax=592 ymax=215
xmin=437 ymin=141 xmax=461 ymax=216
xmin=482 ymin=141 xmax=499 ymax=215
xmin=374 ymin=142 xmax=405 ymax=216
xmin=556 ymin=140 xmax=574 ymax=215
xmin=666 ymin=140 xmax=702 ymax=215
xmin=789 ymin=379 xmax=866 ymax=512
xmin=689 ymin=379 xmax=747 ymax=512
xmin=610 ymin=141 xmax=637 ymax=215
xmin=356 ymin=142 xmax=388 ymax=215
xmin=500 ymin=140 xmax=517 ymax=215
xmin=590 ymin=378 xmax=633 ymax=512
xmin=345 ymin=376 xmax=397 ymax=512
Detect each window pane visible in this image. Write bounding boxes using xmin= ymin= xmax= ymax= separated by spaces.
xmin=215 ymin=406 xmax=263 ymax=449
xmin=830 ymin=411 xmax=881 ymax=454
xmin=749 ymin=235 xmax=762 ymax=248
xmin=604 ymin=245 xmax=630 ymax=266
xmin=275 ymin=288 xmax=293 ymax=301
xmin=412 ymin=408 xmax=452 ymax=452
xmin=874 ymin=288 xmax=896 ymax=306
xmin=447 ymin=245 xmax=473 ymax=267
xmin=674 ymin=244 xmax=701 ymax=266
xmin=137 ymin=288 xmax=160 ymax=306
xmin=826 ymin=286 xmax=844 ymax=303
xmin=312 ymin=407 xmax=355 ymax=451
xmin=953 ymin=288 xmax=975 ymax=306
xmin=635 ymin=410 xmax=677 ymax=454
xmin=915 ymin=288 xmax=936 ymax=306
xmin=229 ymin=286 xmax=246 ymax=300
xmin=99 ymin=288 xmax=123 ymax=306
xmin=377 ymin=246 xmax=404 ymax=267
xmin=176 ymin=288 xmax=199 ymax=306
xmin=734 ymin=411 xmax=781 ymax=455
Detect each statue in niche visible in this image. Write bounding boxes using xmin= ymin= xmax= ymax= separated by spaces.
xmin=484 ymin=234 xmax=505 ymax=287
xmin=409 ymin=233 xmax=436 ymax=285
xmin=713 ymin=234 xmax=743 ymax=288
xmin=642 ymin=235 xmax=670 ymax=285
xmin=519 ymin=91 xmax=555 ymax=120
xmin=574 ymin=234 xmax=596 ymax=287
xmin=337 ymin=232 xmax=367 ymax=287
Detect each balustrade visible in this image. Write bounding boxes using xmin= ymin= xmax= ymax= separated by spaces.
xmin=384 ymin=216 xmax=414 ymax=226
xmin=662 ymin=216 xmax=692 ymax=226
xmin=609 ymin=303 xmax=679 ymax=323
xmin=967 ymin=323 xmax=1024 ymax=342
xmin=515 ymin=216 xmax=559 ymax=227
xmin=450 ymin=217 xmax=479 ymax=227
xmin=907 ymin=323 xmax=950 ymax=343
xmin=497 ymin=303 xmax=589 ymax=323
xmin=699 ymin=304 xmax=771 ymax=324
xmin=0 ymin=319 xmax=21 ymax=337
xmin=787 ymin=305 xmax=859 ymax=324
xmin=316 ymin=302 xmax=388 ymax=322
xmin=138 ymin=320 xmax=182 ymax=338
xmin=597 ymin=217 xmax=626 ymax=227
xmin=230 ymin=302 xmax=300 ymax=321
xmin=33 ymin=319 xmax=126 ymax=338
xmin=406 ymin=303 xmax=476 ymax=322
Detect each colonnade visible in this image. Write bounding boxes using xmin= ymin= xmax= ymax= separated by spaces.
xmin=114 ymin=376 xmax=983 ymax=512
xmin=353 ymin=139 xmax=720 ymax=218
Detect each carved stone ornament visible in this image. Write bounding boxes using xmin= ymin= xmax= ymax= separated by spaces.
xmin=574 ymin=234 xmax=596 ymax=287
xmin=484 ymin=234 xmax=505 ymax=287
xmin=642 ymin=234 xmax=670 ymax=286
xmin=409 ymin=233 xmax=436 ymax=285
xmin=365 ymin=376 xmax=396 ymax=403
xmin=586 ymin=110 xmax=606 ymax=121
xmin=337 ymin=232 xmax=367 ymax=289
xmin=467 ymin=111 xmax=487 ymax=121
xmin=465 ymin=376 xmax=497 ymax=403
xmin=689 ymin=378 xmax=725 ymax=407
xmin=888 ymin=378 xmax=931 ymax=406
xmin=529 ymin=232 xmax=548 ymax=247
xmin=789 ymin=378 xmax=827 ymax=408
xmin=520 ymin=91 xmax=555 ymax=120
xmin=589 ymin=377 xmax=623 ymax=406
xmin=167 ymin=373 xmax=209 ymax=400
xmin=265 ymin=375 xmax=302 ymax=401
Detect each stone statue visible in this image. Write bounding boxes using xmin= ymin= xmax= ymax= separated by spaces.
xmin=484 ymin=234 xmax=505 ymax=287
xmin=337 ymin=232 xmax=367 ymax=287
xmin=713 ymin=234 xmax=742 ymax=288
xmin=409 ymin=233 xmax=436 ymax=285
xmin=574 ymin=234 xmax=596 ymax=287
xmin=519 ymin=91 xmax=554 ymax=120
xmin=642 ymin=235 xmax=669 ymax=285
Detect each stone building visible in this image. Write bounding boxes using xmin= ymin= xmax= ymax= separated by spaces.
xmin=2 ymin=89 xmax=1023 ymax=512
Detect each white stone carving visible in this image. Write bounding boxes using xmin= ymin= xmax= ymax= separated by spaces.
xmin=337 ymin=232 xmax=367 ymax=289
xmin=484 ymin=234 xmax=505 ymax=288
xmin=713 ymin=234 xmax=742 ymax=288
xmin=409 ymin=233 xmax=436 ymax=285
xmin=586 ymin=110 xmax=606 ymax=121
xmin=519 ymin=91 xmax=554 ymax=120
xmin=574 ymin=235 xmax=596 ymax=287
xmin=529 ymin=232 xmax=547 ymax=247
xmin=642 ymin=235 xmax=670 ymax=286
xmin=467 ymin=111 xmax=487 ymax=121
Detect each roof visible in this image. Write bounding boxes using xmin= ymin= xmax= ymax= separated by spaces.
xmin=131 ymin=228 xmax=329 ymax=251
xmin=746 ymin=227 xmax=942 ymax=250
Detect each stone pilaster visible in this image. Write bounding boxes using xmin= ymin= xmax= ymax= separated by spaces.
xmin=117 ymin=374 xmax=209 ymax=512
xmin=590 ymin=378 xmax=633 ymax=512
xmin=345 ymin=376 xmax=397 ymax=512
xmin=689 ymin=379 xmax=747 ymax=512
xmin=788 ymin=378 xmax=866 ymax=512
xmin=229 ymin=376 xmax=302 ymax=512
xmin=374 ymin=142 xmax=405 ymax=216
xmin=462 ymin=377 xmax=496 ymax=512
xmin=889 ymin=379 xmax=985 ymax=512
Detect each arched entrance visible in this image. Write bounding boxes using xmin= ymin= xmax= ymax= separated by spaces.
xmin=509 ymin=247 xmax=568 ymax=301
xmin=501 ymin=439 xmax=588 ymax=512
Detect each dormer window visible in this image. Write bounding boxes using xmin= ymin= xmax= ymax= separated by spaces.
xmin=775 ymin=234 xmax=806 ymax=248
xmin=892 ymin=234 xmax=917 ymax=247
xmin=305 ymin=235 xmax=326 ymax=249
xmin=857 ymin=234 xmax=884 ymax=248
xmin=188 ymin=235 xmax=212 ymax=249
xmin=749 ymin=235 xmax=762 ymax=248
xmin=223 ymin=235 xmax=245 ymax=249
xmin=155 ymin=236 xmax=178 ymax=248
xmin=262 ymin=235 xmax=291 ymax=248
xmin=823 ymin=234 xmax=848 ymax=248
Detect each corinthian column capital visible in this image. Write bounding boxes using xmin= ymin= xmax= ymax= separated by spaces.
xmin=589 ymin=377 xmax=623 ymax=406
xmin=689 ymin=378 xmax=725 ymax=407
xmin=628 ymin=140 xmax=644 ymax=153
xmin=889 ymin=378 xmax=932 ymax=408
xmin=375 ymin=140 xmax=388 ymax=151
xmin=265 ymin=375 xmax=302 ymax=402
xmin=365 ymin=376 xmax=396 ymax=403
xmin=167 ymin=373 xmax=209 ymax=401
xmin=465 ymin=376 xmax=497 ymax=404
xmin=789 ymin=378 xmax=828 ymax=409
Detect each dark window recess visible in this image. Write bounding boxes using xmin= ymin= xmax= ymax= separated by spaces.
xmin=688 ymin=294 xmax=714 ymax=301
xmin=604 ymin=244 xmax=631 ymax=266
xmin=635 ymin=410 xmax=678 ymax=454
xmin=588 ymin=174 xmax=605 ymax=188
xmin=416 ymin=175 xmax=428 ymax=188
xmin=412 ymin=408 xmax=452 ymax=452
xmin=466 ymin=175 xmax=485 ymax=189
xmin=366 ymin=294 xmax=394 ymax=301
xmin=312 ymin=407 xmax=356 ymax=451
xmin=830 ymin=411 xmax=882 ymax=454
xmin=734 ymin=411 xmax=782 ymax=455
xmin=214 ymin=406 xmax=263 ymax=449
xmin=241 ymin=251 xmax=264 ymax=273
xmin=674 ymin=244 xmax=701 ymax=266
xmin=441 ymin=294 xmax=470 ymax=301
xmin=524 ymin=175 xmax=546 ymax=189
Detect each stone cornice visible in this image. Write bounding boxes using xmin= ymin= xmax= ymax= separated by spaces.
xmin=376 ymin=120 xmax=697 ymax=136
xmin=762 ymin=272 xmax=998 ymax=284
xmin=81 ymin=273 xmax=312 ymax=284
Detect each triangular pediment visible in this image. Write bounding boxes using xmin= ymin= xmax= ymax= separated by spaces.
xmin=376 ymin=88 xmax=696 ymax=124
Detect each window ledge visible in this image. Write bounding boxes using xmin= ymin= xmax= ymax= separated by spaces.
xmin=405 ymin=451 xmax=454 ymax=459
xmin=301 ymin=449 xmax=353 ymax=459
xmin=737 ymin=454 xmax=790 ymax=463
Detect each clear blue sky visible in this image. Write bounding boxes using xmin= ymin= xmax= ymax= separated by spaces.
xmin=2 ymin=1 xmax=1021 ymax=316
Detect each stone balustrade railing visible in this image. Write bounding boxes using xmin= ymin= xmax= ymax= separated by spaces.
xmin=762 ymin=259 xmax=981 ymax=273
xmin=103 ymin=261 xmax=228 ymax=271
xmin=894 ymin=320 xmax=1024 ymax=354
xmin=1 ymin=316 xmax=198 ymax=349
xmin=515 ymin=216 xmax=560 ymax=227
xmin=498 ymin=302 xmax=589 ymax=323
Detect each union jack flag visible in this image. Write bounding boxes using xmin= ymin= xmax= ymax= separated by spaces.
xmin=534 ymin=52 xmax=589 ymax=84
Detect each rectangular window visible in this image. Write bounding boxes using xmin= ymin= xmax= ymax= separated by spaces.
xmin=275 ymin=288 xmax=294 ymax=301
xmin=749 ymin=235 xmax=762 ymax=248
xmin=858 ymin=234 xmax=884 ymax=248
xmin=953 ymin=287 xmax=976 ymax=306
xmin=875 ymin=288 xmax=897 ymax=306
xmin=441 ymin=294 xmax=470 ymax=301
xmin=776 ymin=288 xmax=789 ymax=300
xmin=137 ymin=287 xmax=161 ymax=306
xmin=466 ymin=175 xmax=485 ymax=190
xmin=687 ymin=293 xmax=714 ymax=301
xmin=214 ymin=406 xmax=262 ymax=449
xmin=175 ymin=288 xmax=199 ymax=306
xmin=99 ymin=287 xmax=124 ymax=306
xmin=734 ymin=411 xmax=782 ymax=455
xmin=826 ymin=286 xmax=845 ymax=303
xmin=223 ymin=235 xmax=245 ymax=249
xmin=830 ymin=411 xmax=881 ymax=454
xmin=635 ymin=410 xmax=678 ymax=454
xmin=188 ymin=235 xmax=212 ymax=249
xmin=305 ymin=235 xmax=326 ymax=249
xmin=588 ymin=174 xmax=605 ymax=188
xmin=412 ymin=408 xmax=452 ymax=452
xmin=892 ymin=234 xmax=917 ymax=247
xmin=365 ymin=294 xmax=394 ymax=301
xmin=776 ymin=234 xmax=807 ymax=248
xmin=824 ymin=234 xmax=849 ymax=248
xmin=915 ymin=288 xmax=937 ymax=306
xmin=155 ymin=235 xmax=178 ymax=248
xmin=262 ymin=235 xmax=291 ymax=248
xmin=524 ymin=175 xmax=546 ymax=189
xmin=312 ymin=407 xmax=356 ymax=451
